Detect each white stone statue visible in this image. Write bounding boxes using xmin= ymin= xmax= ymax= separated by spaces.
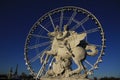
xmin=41 ymin=25 xmax=98 ymax=79
xmin=24 ymin=6 xmax=106 ymax=80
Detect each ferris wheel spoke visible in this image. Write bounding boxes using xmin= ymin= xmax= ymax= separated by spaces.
xmin=94 ymin=44 xmax=102 ymax=48
xmin=70 ymin=16 xmax=89 ymax=31
xmin=39 ymin=24 xmax=50 ymax=32
xmin=40 ymin=45 xmax=51 ymax=63
xmin=36 ymin=63 xmax=45 ymax=78
xmin=48 ymin=57 xmax=55 ymax=70
xmin=81 ymin=25 xmax=86 ymax=32
xmin=48 ymin=14 xmax=55 ymax=29
xmin=80 ymin=28 xmax=99 ymax=34
xmin=88 ymin=43 xmax=102 ymax=48
xmin=28 ymin=53 xmax=41 ymax=64
xmin=29 ymin=34 xmax=50 ymax=38
xmin=28 ymin=41 xmax=51 ymax=49
xmin=85 ymin=60 xmax=94 ymax=68
xmin=72 ymin=18 xmax=80 ymax=24
xmin=36 ymin=54 xmax=49 ymax=78
xmin=28 ymin=45 xmax=51 ymax=64
xmin=86 ymin=28 xmax=99 ymax=34
xmin=66 ymin=10 xmax=77 ymax=26
xmin=59 ymin=10 xmax=64 ymax=31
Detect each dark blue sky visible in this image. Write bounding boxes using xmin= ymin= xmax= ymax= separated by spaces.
xmin=0 ymin=0 xmax=120 ymax=78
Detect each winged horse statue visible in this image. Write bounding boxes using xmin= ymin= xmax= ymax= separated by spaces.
xmin=41 ymin=25 xmax=98 ymax=77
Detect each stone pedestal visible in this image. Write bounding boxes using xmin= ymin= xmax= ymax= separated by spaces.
xmin=40 ymin=75 xmax=89 ymax=80
xmin=40 ymin=73 xmax=89 ymax=80
xmin=40 ymin=77 xmax=89 ymax=80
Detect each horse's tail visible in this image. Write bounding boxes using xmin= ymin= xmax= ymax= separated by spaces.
xmin=85 ymin=45 xmax=98 ymax=56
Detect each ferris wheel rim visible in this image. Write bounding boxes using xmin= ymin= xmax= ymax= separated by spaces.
xmin=24 ymin=6 xmax=106 ymax=78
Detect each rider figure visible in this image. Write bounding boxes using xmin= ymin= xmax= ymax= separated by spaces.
xmin=56 ymin=25 xmax=70 ymax=40
xmin=56 ymin=25 xmax=73 ymax=57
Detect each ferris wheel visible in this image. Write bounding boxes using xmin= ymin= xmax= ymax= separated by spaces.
xmin=24 ymin=6 xmax=106 ymax=79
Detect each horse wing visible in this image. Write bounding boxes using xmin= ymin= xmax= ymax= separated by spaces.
xmin=67 ymin=32 xmax=87 ymax=48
